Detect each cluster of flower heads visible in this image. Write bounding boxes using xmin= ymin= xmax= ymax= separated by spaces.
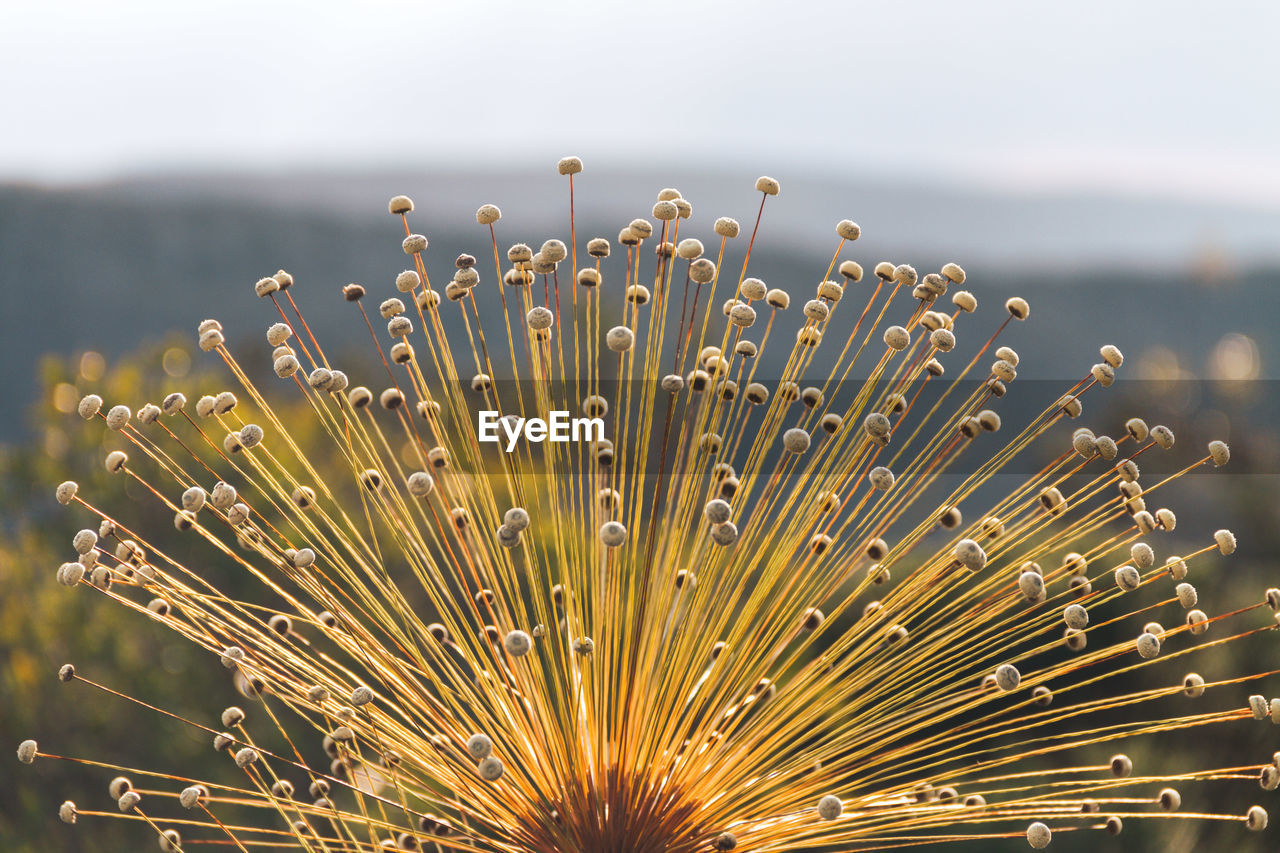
xmin=17 ymin=157 xmax=1280 ymax=852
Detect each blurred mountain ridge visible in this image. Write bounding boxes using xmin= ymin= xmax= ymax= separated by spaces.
xmin=2 ymin=172 xmax=1278 ymax=444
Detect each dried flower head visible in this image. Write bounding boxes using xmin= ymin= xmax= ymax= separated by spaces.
xmin=21 ymin=162 xmax=1275 ymax=853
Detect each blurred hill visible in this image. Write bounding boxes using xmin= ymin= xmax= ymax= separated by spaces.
xmin=2 ymin=170 xmax=1279 ymax=447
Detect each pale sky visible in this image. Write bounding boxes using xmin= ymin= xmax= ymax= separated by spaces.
xmin=3 ymin=0 xmax=1279 ymax=206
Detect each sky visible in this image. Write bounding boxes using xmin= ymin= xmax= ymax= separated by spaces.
xmin=3 ymin=0 xmax=1279 ymax=207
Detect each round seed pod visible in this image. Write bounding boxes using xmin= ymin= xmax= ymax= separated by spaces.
xmin=992 ymin=360 xmax=1016 ymax=383
xmin=466 ymin=733 xmax=493 ymax=760
xmin=234 ymin=747 xmax=259 ymax=768
xmin=387 ymin=316 xmax=413 ymax=337
xmin=625 ymin=220 xmax=653 ymax=242
xmin=730 ymin=303 xmax=757 ymax=327
xmin=1246 ymin=806 xmax=1268 ymax=831
xmin=59 ymin=801 xmax=77 ymax=824
xmin=868 ymin=466 xmax=895 ymax=490
xmin=1005 ymin=297 xmax=1030 ymax=320
xmin=979 ymin=410 xmax=1003 ymax=433
xmin=17 ymin=739 xmax=37 ymax=764
xmin=652 ymin=200 xmax=678 ymax=221
xmin=1100 ymin=344 xmax=1124 ymax=368
xmin=78 ymin=394 xmax=103 ymax=419
xmin=709 ymin=217 xmax=740 ymax=240
xmin=1110 ymin=754 xmax=1132 ymax=777
xmin=817 ymin=795 xmax=842 ymax=820
xmin=1026 ymin=821 xmax=1051 ymax=849
xmin=475 ymin=203 xmax=501 ymax=225
xmin=161 ymin=392 xmax=186 ymax=416
xmin=659 ymin=374 xmax=685 ymax=393
xmin=495 ymin=525 xmax=521 ymax=549
xmin=118 ymin=791 xmax=142 ymax=812
xmin=71 ymin=528 xmax=98 ymax=556
xmin=939 ymin=261 xmax=966 ymax=283
xmin=105 ymin=450 xmax=128 ymax=473
xmin=402 ymin=234 xmax=427 ymax=255
xmin=1181 ymin=672 xmax=1206 ymax=697
xmin=1114 ymin=565 xmax=1141 ymax=592
xmin=1019 ymin=571 xmax=1045 ymax=602
xmin=1266 ymin=588 xmax=1280 ymax=611
xmin=883 ymin=325 xmax=910 ymax=350
xmin=1150 ymin=424 xmax=1175 ymax=449
xmin=1094 ymin=435 xmax=1118 ymax=460
xmin=711 ymin=522 xmax=739 ymax=546
xmin=478 ymin=756 xmax=504 ymax=782
xmin=704 ymin=499 xmax=732 ymax=525
xmin=1090 ymin=361 xmax=1117 ymax=387
xmin=1063 ymin=604 xmax=1089 ymax=630
xmin=222 ymin=706 xmax=246 ymax=727
xmin=1154 ymin=787 xmax=1181 ymax=812
xmin=585 ymin=237 xmax=610 ymax=258
xmin=526 ymin=306 xmax=554 ymax=331
xmin=714 ymin=832 xmax=738 ymax=851
xmin=836 ymin=260 xmax=864 ymax=284
xmin=801 ymin=607 xmax=825 ymax=631
xmin=835 ymin=219 xmax=861 ymax=241
xmin=1170 ymin=581 xmax=1198 ymax=609
xmin=1057 ymin=395 xmax=1082 ymax=418
xmin=954 ymin=539 xmax=986 ymax=571
xmin=599 ymin=521 xmax=627 ymax=548
xmin=1125 ymin=418 xmax=1149 ymax=442
xmin=388 ymin=195 xmax=413 ymax=214
xmin=1208 ymin=440 xmax=1230 ymax=467
xmin=1249 ymin=694 xmax=1269 ymax=719
xmin=685 ymin=257 xmax=717 ymax=285
xmin=1186 ymin=609 xmax=1209 ymax=635
xmin=1136 ymin=632 xmax=1161 ymax=659
xmin=995 ymin=664 xmax=1021 ymax=691
xmin=933 ymin=505 xmax=961 ymax=530
xmin=952 ymin=290 xmax=977 ymax=312
xmin=539 ymin=239 xmax=568 ymax=264
xmin=106 ymin=402 xmax=131 ymax=427
xmin=1215 ymin=529 xmax=1236 ymax=555
xmin=916 ymin=274 xmax=946 ymax=300
xmin=930 ymin=328 xmax=956 ymax=352
xmin=557 ymin=156 xmax=583 ymax=175
xmin=675 ymin=238 xmax=704 ymax=260
xmin=891 ymin=264 xmax=917 ymax=287
xmin=782 ymin=428 xmax=811 ymax=454
xmin=1130 ymin=542 xmax=1154 ymax=569
xmin=754 ymin=175 xmax=780 ymax=195
xmin=765 ymin=288 xmax=790 ymax=310
xmin=1261 ymin=765 xmax=1280 ymax=790
xmin=200 ymin=328 xmax=226 ymax=351
xmin=1105 ymin=816 xmax=1123 ymax=835
xmin=504 ymin=630 xmax=532 ymax=657
xmin=817 ymin=280 xmax=843 ymax=302
xmin=606 ymin=326 xmax=635 ymax=352
xmin=1161 ymin=555 xmax=1188 ymax=581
